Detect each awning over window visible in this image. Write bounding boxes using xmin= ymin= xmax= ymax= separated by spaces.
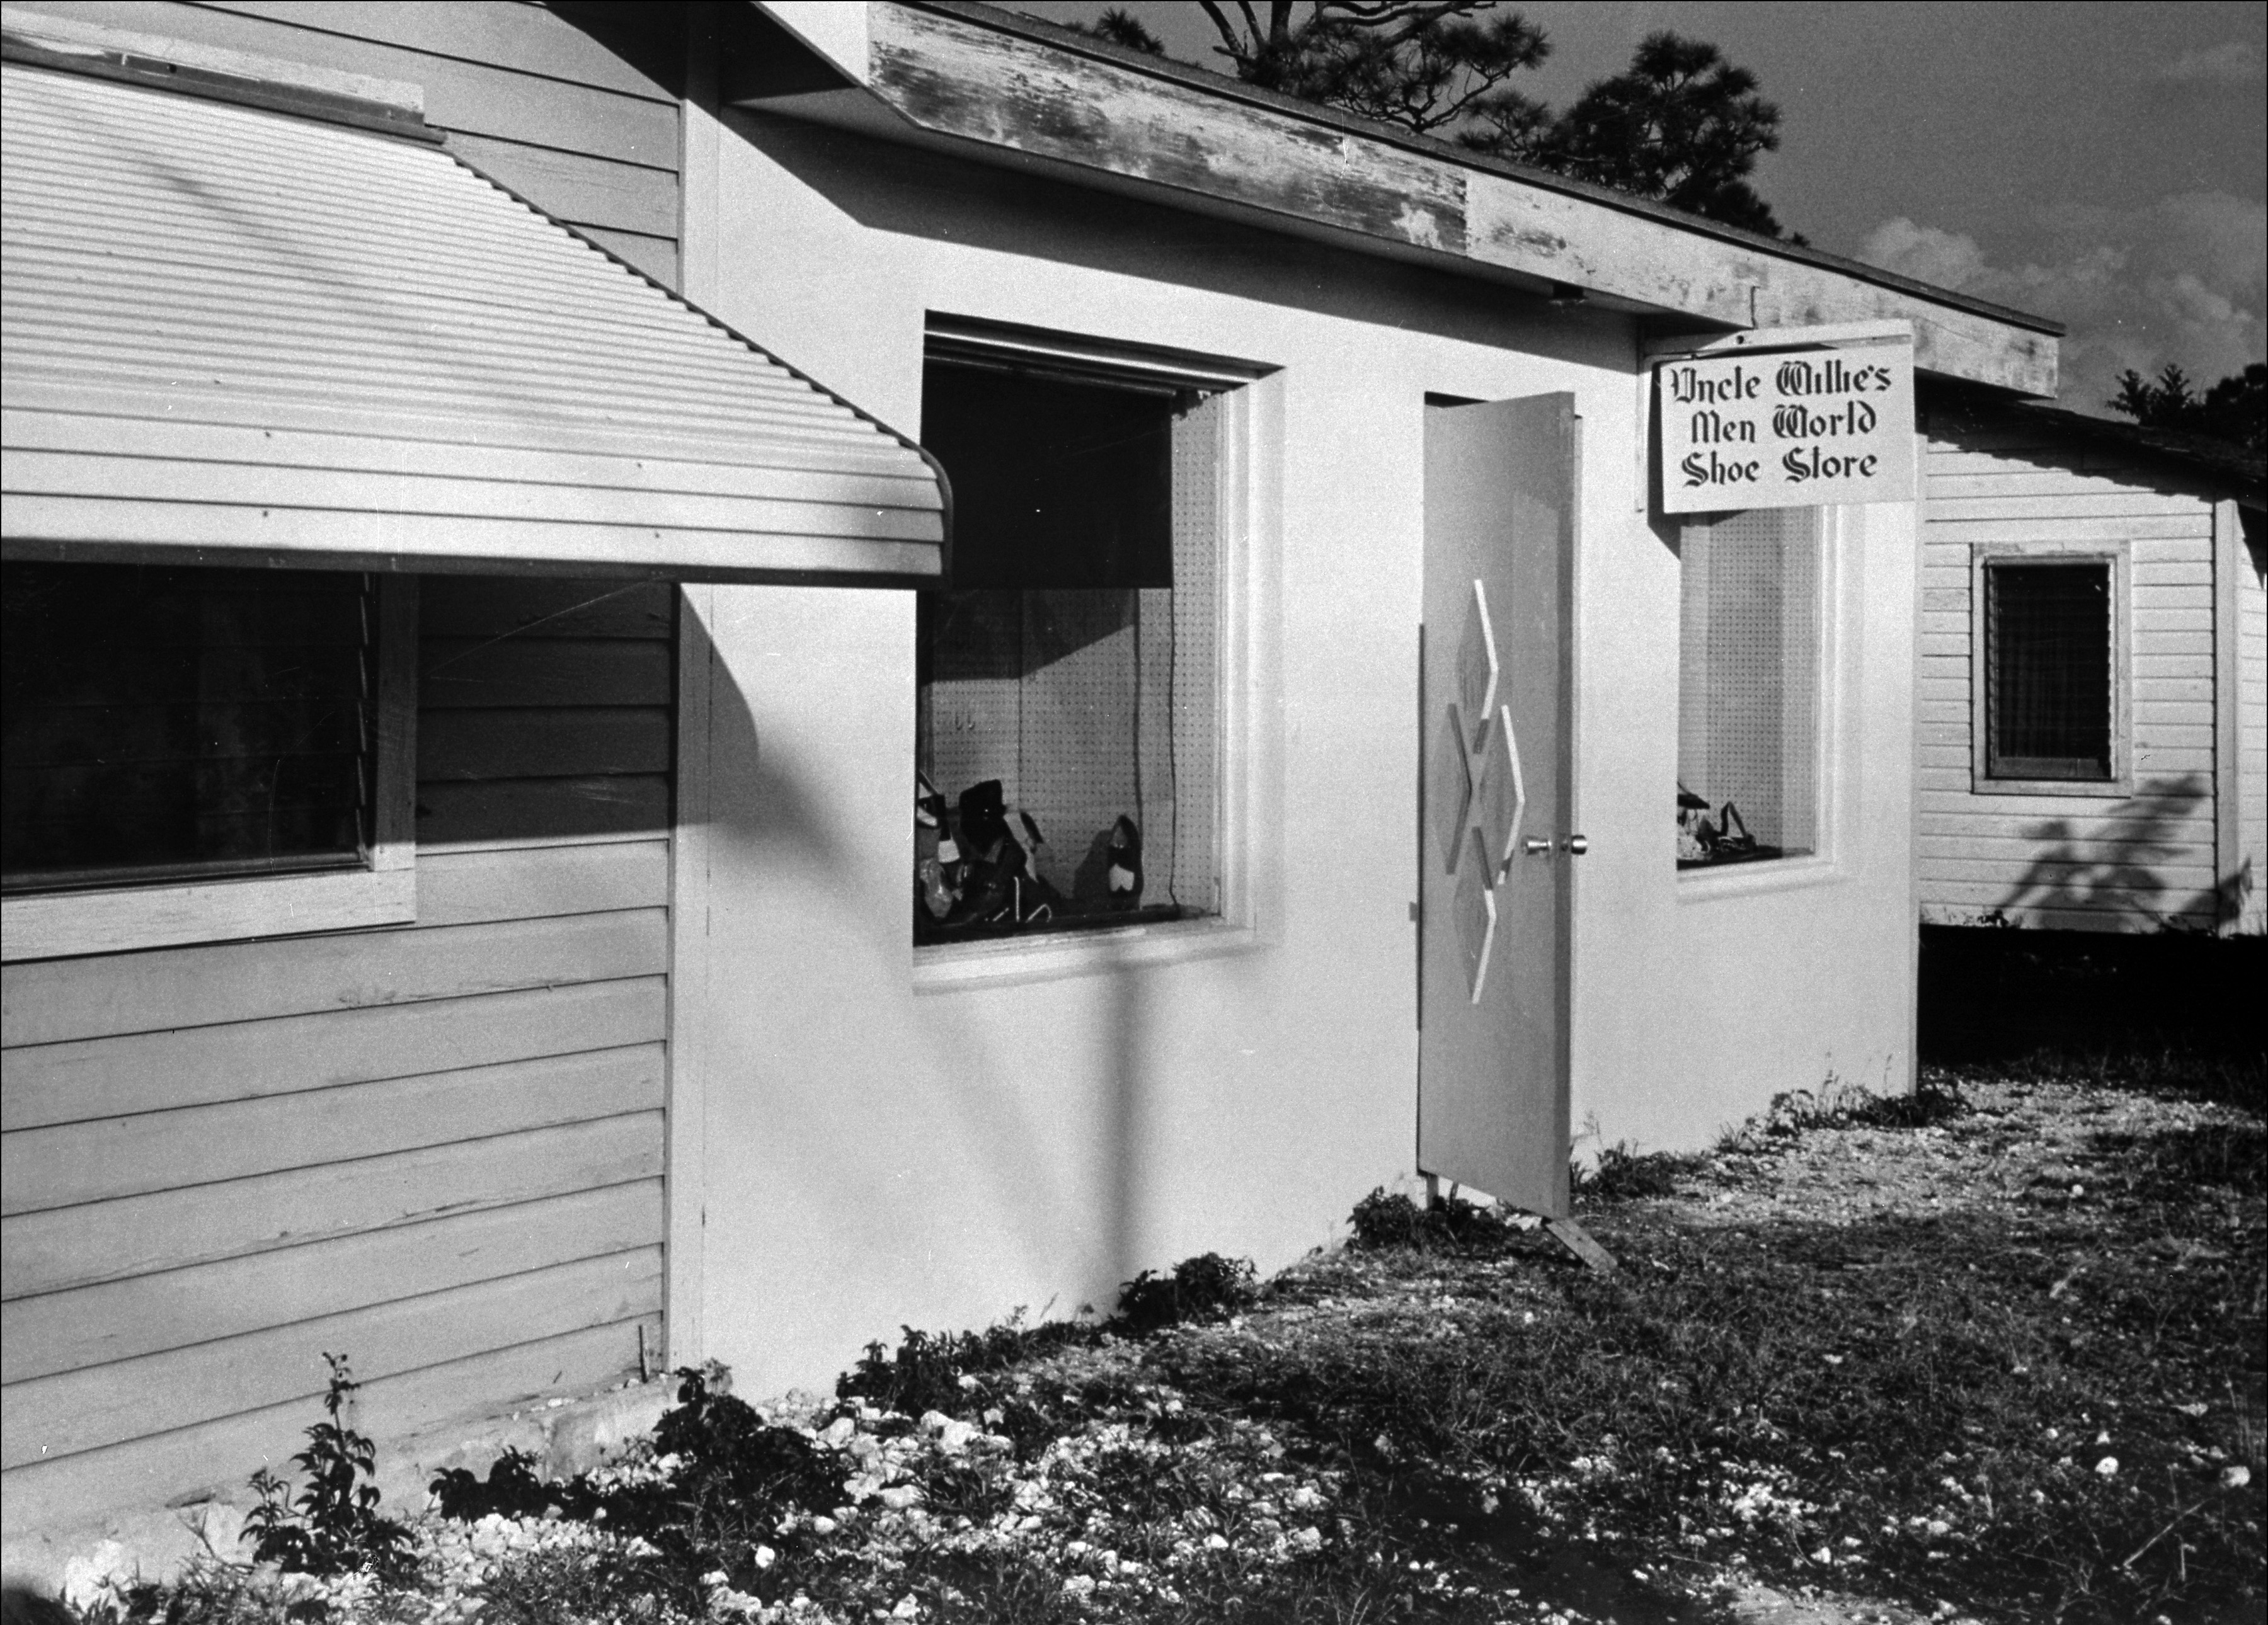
xmin=0 ymin=59 xmax=945 ymax=584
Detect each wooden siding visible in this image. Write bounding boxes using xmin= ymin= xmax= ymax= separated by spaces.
xmin=6 ymin=0 xmax=684 ymax=285
xmin=1916 ymin=426 xmax=2225 ymax=932
xmin=0 ymin=576 xmax=674 ymax=1523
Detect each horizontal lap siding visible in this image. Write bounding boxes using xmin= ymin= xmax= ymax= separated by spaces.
xmin=10 ymin=1 xmax=684 ymax=286
xmin=1917 ymin=432 xmax=2221 ymax=930
xmin=0 ymin=577 xmax=675 ymax=1514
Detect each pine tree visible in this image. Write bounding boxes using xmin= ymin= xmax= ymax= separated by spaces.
xmin=1190 ymin=4 xmax=1794 ymax=237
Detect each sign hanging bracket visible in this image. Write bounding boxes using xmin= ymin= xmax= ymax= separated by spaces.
xmin=1643 ymin=319 xmax=1915 ymax=366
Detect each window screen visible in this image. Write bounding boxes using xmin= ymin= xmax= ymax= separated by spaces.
xmin=3 ymin=563 xmax=377 ymax=891
xmin=1676 ymin=508 xmax=1821 ymax=868
xmin=915 ymin=358 xmax=1220 ymax=942
xmin=1984 ymin=560 xmax=2112 ymax=780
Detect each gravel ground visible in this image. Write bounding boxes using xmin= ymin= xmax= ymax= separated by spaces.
xmin=67 ymin=1061 xmax=2264 ymax=1625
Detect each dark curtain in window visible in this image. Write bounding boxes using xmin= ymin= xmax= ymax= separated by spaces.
xmin=921 ymin=362 xmax=1174 ymax=590
xmin=2 ymin=563 xmax=374 ymax=889
xmin=1988 ymin=561 xmax=2112 ymax=777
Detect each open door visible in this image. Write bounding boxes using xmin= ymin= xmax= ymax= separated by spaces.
xmin=1419 ymin=394 xmax=1578 ymax=1216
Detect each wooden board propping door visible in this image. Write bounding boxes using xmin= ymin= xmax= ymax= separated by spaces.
xmin=1419 ymin=394 xmax=1578 ymax=1217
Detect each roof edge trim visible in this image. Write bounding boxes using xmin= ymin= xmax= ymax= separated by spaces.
xmin=905 ymin=1 xmax=2065 ymax=343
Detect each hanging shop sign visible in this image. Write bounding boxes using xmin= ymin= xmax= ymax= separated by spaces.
xmin=1656 ymin=334 xmax=1915 ymax=513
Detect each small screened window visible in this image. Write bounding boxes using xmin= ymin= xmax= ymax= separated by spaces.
xmin=1983 ymin=559 xmax=2114 ymax=780
xmin=914 ymin=353 xmax=1223 ymax=943
xmin=3 ymin=562 xmax=398 ymax=892
xmin=1676 ymin=508 xmax=1823 ymax=869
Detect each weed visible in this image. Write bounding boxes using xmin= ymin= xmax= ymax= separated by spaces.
xmin=427 ymin=1445 xmax=552 ymax=1522
xmin=1113 ymin=1252 xmax=1257 ymax=1335
xmin=1721 ymin=1070 xmax=1969 ymax=1149
xmin=651 ymin=1362 xmax=842 ymax=1514
xmin=71 ymin=1564 xmax=306 ymax=1625
xmin=837 ymin=1316 xmax=1092 ymax=1419
xmin=1348 ymin=1187 xmax=1513 ymax=1252
xmin=2093 ymin=1119 xmax=2268 ymax=1199
xmin=1572 ymin=1142 xmax=1705 ymax=1204
xmin=241 ymin=1355 xmax=413 ymax=1586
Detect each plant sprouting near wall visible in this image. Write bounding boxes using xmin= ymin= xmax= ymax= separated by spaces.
xmin=243 ymin=1354 xmax=415 ymax=1583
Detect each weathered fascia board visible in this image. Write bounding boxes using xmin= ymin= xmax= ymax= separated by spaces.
xmin=741 ymin=3 xmax=2058 ymax=397
xmin=1475 ymin=176 xmax=2055 ymax=395
xmin=861 ymin=1 xmax=1467 ymax=258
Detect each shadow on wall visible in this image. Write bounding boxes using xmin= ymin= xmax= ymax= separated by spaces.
xmin=1988 ymin=772 xmax=2233 ymax=930
xmin=719 ymin=109 xmax=1611 ymax=366
xmin=700 ymin=612 xmax=1160 ymax=1331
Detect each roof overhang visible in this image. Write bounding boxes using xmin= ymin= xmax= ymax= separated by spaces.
xmin=0 ymin=14 xmax=947 ymax=586
xmin=745 ymin=1 xmax=2061 ymax=399
xmin=1920 ymin=379 xmax=2267 ymax=511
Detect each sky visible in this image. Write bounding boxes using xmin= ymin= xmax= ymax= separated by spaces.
xmin=1006 ymin=2 xmax=2267 ymax=416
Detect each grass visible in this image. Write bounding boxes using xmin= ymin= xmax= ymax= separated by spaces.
xmin=60 ymin=1043 xmax=2265 ymax=1625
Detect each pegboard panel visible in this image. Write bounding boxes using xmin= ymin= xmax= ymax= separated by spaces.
xmin=1677 ymin=508 xmax=1820 ymax=852
xmin=922 ymin=590 xmax=1026 ymax=809
xmin=916 ymin=384 xmax=1226 ymax=919
xmin=1019 ymin=590 xmax=1139 ymax=892
xmin=1147 ymin=393 xmax=1221 ymax=913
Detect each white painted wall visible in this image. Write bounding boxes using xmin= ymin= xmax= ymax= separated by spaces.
xmin=682 ymin=111 xmax=1923 ymax=1396
xmin=1569 ymin=500 xmax=1921 ymax=1153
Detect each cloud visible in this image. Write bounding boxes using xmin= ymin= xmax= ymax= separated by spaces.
xmin=2156 ymin=40 xmax=2264 ymax=84
xmin=1858 ymin=193 xmax=2265 ymax=414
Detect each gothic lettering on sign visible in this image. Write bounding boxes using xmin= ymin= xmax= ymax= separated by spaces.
xmin=1658 ymin=339 xmax=1915 ymax=513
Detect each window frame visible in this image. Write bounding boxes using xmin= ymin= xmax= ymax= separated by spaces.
xmin=1673 ymin=503 xmax=1838 ymax=883
xmin=1969 ymin=540 xmax=2131 ymax=799
xmin=912 ymin=317 xmax=1264 ymax=988
xmin=1 ymin=573 xmax=418 ymax=962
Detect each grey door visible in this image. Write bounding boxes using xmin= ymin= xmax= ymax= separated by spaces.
xmin=1418 ymin=394 xmax=1578 ymax=1216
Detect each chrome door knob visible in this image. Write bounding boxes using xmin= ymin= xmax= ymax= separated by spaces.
xmin=1560 ymin=835 xmax=1589 ymax=856
xmin=1523 ymin=838 xmax=1554 ymax=856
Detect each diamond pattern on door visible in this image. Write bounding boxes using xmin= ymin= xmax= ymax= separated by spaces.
xmin=1456 ymin=578 xmax=1499 ymax=744
xmin=1429 ymin=702 xmax=1474 ymax=875
xmin=1453 ymin=827 xmax=1498 ymax=1003
xmin=1472 ymin=703 xmax=1526 ymax=879
xmin=1436 ymin=582 xmax=1526 ymax=995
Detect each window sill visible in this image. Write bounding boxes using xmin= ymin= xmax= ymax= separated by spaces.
xmin=1675 ymin=852 xmax=1845 ymax=904
xmin=914 ymin=915 xmax=1256 ymax=993
xmin=1968 ymin=777 xmax=2131 ymax=799
xmin=1 ymin=866 xmax=415 ymax=962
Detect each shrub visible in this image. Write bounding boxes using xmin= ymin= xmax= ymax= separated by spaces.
xmin=1113 ymin=1252 xmax=1258 ymax=1335
xmin=650 ymin=1362 xmax=842 ymax=1514
xmin=428 ymin=1445 xmax=552 ymax=1522
xmin=1348 ymin=1187 xmax=1513 ymax=1251
xmin=838 ymin=1326 xmax=981 ymax=1420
